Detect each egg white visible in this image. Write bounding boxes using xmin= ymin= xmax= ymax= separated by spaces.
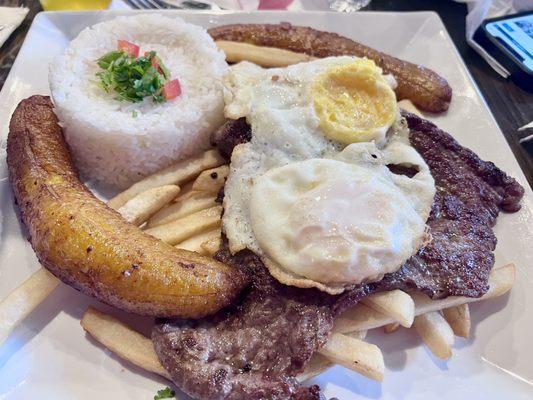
xmin=251 ymin=140 xmax=435 ymax=294
xmin=222 ymin=57 xmax=435 ymax=294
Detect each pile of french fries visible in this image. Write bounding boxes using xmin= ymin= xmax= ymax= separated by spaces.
xmin=0 ymin=148 xmax=516 ymax=386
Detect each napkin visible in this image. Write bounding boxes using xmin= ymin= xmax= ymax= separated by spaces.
xmin=0 ymin=7 xmax=29 ymax=49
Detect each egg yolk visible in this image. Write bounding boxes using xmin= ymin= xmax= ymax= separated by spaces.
xmin=313 ymin=59 xmax=398 ymax=144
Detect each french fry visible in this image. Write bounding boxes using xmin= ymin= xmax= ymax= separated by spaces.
xmin=384 ymin=322 xmax=400 ymax=334
xmin=108 ymin=149 xmax=225 ymax=209
xmin=334 ymin=263 xmax=515 ymax=333
xmin=362 ymin=290 xmax=414 ymax=328
xmin=216 ymin=40 xmax=317 ymax=67
xmin=176 ymin=180 xmax=195 ymax=199
xmin=146 ymin=192 xmax=218 ymax=228
xmin=201 ymin=232 xmax=222 ymax=256
xmin=318 ymin=332 xmax=384 ymax=382
xmin=297 ymin=354 xmax=333 ymax=382
xmin=81 ymin=307 xmax=171 ymax=380
xmin=144 ymin=206 xmax=222 ymax=245
xmin=442 ymin=304 xmax=471 ymax=339
xmin=117 ymin=185 xmax=180 ymax=226
xmin=175 ymin=229 xmax=221 ymax=256
xmin=0 ymin=268 xmax=60 ymax=346
xmin=348 ymin=330 xmax=367 ymax=340
xmin=413 ymin=311 xmax=454 ymax=360
xmin=191 ymin=165 xmax=229 ymax=194
xmin=334 ymin=303 xmax=384 ymax=334
xmin=297 ymin=330 xmax=367 ymax=382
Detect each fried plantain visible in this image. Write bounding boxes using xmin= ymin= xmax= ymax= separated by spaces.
xmin=208 ymin=23 xmax=452 ymax=113
xmin=7 ymin=96 xmax=247 ymax=318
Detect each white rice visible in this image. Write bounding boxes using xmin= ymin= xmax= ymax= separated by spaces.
xmin=49 ymin=14 xmax=228 ymax=189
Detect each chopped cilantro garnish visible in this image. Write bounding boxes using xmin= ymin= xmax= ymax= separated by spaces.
xmin=154 ymin=387 xmax=175 ymax=399
xmin=95 ymin=49 xmax=169 ymax=103
xmin=132 ymin=110 xmax=138 ymax=118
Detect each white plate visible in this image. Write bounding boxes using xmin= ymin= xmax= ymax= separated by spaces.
xmin=0 ymin=10 xmax=532 ymax=400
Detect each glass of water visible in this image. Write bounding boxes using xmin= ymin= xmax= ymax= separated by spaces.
xmin=329 ymin=0 xmax=371 ymax=12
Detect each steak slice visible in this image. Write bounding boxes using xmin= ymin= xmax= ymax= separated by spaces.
xmin=153 ymin=249 xmax=364 ymax=400
xmin=153 ymin=114 xmax=524 ymax=400
xmin=211 ymin=118 xmax=251 ymax=159
xmin=334 ymin=113 xmax=525 ymax=309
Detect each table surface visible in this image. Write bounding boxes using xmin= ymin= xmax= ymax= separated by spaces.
xmin=1 ymin=0 xmax=532 ymax=187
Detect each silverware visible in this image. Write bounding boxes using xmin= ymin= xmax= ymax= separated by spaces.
xmin=124 ymin=0 xmax=169 ymax=9
xmin=124 ymin=0 xmax=222 ymax=10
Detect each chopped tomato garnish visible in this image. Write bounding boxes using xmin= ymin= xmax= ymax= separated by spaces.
xmin=151 ymin=56 xmax=164 ymax=75
xmin=163 ymin=79 xmax=182 ymax=100
xmin=117 ymin=40 xmax=139 ymax=57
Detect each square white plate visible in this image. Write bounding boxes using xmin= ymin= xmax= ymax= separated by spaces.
xmin=0 ymin=10 xmax=532 ymax=400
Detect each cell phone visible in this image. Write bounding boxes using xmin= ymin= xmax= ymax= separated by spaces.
xmin=474 ymin=11 xmax=533 ymax=90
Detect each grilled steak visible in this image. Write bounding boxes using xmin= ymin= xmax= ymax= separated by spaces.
xmin=153 ymin=249 xmax=355 ymax=400
xmin=211 ymin=118 xmax=252 ymax=159
xmin=153 ymin=113 xmax=524 ymax=400
xmin=335 ymin=113 xmax=524 ymax=308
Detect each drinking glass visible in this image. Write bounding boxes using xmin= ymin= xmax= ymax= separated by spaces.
xmin=329 ymin=0 xmax=371 ymax=13
xmin=39 ymin=0 xmax=111 ymax=11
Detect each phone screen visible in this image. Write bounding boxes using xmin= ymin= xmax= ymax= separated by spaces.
xmin=485 ymin=13 xmax=533 ymax=72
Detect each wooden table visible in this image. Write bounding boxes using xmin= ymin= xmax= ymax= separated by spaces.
xmin=1 ymin=0 xmax=532 ymax=187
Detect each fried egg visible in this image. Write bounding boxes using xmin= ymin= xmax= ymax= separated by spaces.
xmin=222 ymin=57 xmax=435 ymax=294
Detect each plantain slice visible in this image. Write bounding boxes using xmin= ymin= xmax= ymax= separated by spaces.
xmin=7 ymin=96 xmax=247 ymax=318
xmin=208 ymin=23 xmax=452 ymax=113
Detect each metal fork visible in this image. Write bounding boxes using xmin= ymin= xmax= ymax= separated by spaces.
xmin=124 ymin=0 xmax=221 ymax=10
xmin=125 ymin=0 xmax=173 ymax=9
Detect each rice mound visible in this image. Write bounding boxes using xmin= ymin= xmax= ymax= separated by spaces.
xmin=49 ymin=14 xmax=228 ymax=188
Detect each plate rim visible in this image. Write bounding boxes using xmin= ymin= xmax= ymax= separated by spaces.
xmin=1 ymin=9 xmax=532 ymax=399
